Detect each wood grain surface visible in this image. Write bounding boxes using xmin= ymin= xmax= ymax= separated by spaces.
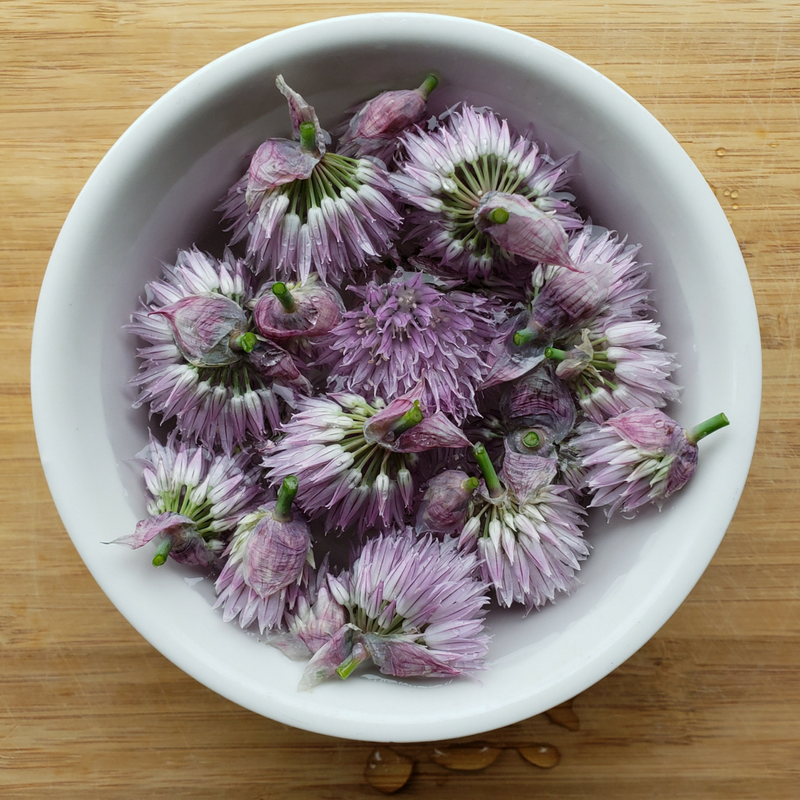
xmin=2 ymin=1 xmax=798 ymax=797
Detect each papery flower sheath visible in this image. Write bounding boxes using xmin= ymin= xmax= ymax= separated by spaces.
xmin=214 ymin=476 xmax=315 ymax=633
xmin=299 ymin=530 xmax=490 ymax=688
xmin=326 ymin=269 xmax=500 ymax=422
xmin=336 ymin=73 xmax=439 ymax=163
xmin=220 ymin=75 xmax=402 ymax=286
xmin=263 ymin=390 xmax=471 ymax=534
xmin=392 ymin=105 xmax=582 ymax=280
xmin=474 ymin=190 xmax=574 ymax=269
xmin=110 ymin=432 xmax=263 ymax=568
xmin=127 ymin=247 xmax=303 ymax=453
xmin=572 ymin=408 xmax=729 ymax=518
xmin=499 ymin=363 xmax=577 ymax=456
xmin=459 ymin=443 xmax=589 ymax=611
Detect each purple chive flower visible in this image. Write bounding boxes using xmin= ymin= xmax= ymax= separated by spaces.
xmin=484 ymin=225 xmax=651 ymax=388
xmin=299 ymin=530 xmax=490 ymax=688
xmin=127 ymin=247 xmax=301 ymax=453
xmin=214 ymin=476 xmax=315 ymax=633
xmin=545 ymin=323 xmax=680 ymax=423
xmin=416 ymin=470 xmax=480 ymax=537
xmin=459 ymin=443 xmax=589 ymax=612
xmin=263 ymin=390 xmax=471 ymax=534
xmin=252 ymin=274 xmax=345 ymax=342
xmin=567 ymin=226 xmax=652 ymax=323
xmin=219 ymin=76 xmax=402 ymax=287
xmin=392 ymin=105 xmax=582 ymax=280
xmin=326 ymin=269 xmax=501 ymax=422
xmin=109 ymin=432 xmax=263 ymax=568
xmin=572 ymin=408 xmax=730 ymax=518
xmin=336 ymin=73 xmax=439 ymax=163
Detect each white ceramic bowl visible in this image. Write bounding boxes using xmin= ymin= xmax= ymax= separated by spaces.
xmin=31 ymin=13 xmax=760 ymax=742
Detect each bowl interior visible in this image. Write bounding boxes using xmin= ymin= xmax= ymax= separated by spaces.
xmin=32 ymin=13 xmax=760 ymax=742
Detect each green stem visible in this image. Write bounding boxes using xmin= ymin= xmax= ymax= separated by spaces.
xmin=389 ymin=400 xmax=424 ymax=439
xmin=230 ymin=331 xmax=257 ymax=353
xmin=472 ymin=443 xmax=503 ymax=499
xmin=299 ymin=121 xmax=316 ymax=152
xmin=273 ymin=475 xmax=299 ymax=522
xmin=522 ymin=430 xmax=541 ymax=449
xmin=419 ymin=73 xmax=439 ymax=97
xmin=335 ymin=645 xmax=368 ymax=680
xmin=513 ymin=327 xmax=538 ymax=347
xmin=152 ymin=537 xmax=172 ymax=567
xmin=272 ymin=281 xmax=297 ymax=313
xmin=544 ymin=346 xmax=567 ymax=361
xmin=488 ymin=207 xmax=509 ymax=224
xmin=462 ymin=476 xmax=480 ymax=493
xmin=687 ymin=413 xmax=730 ymax=444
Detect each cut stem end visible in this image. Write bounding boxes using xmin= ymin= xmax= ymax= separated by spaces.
xmin=687 ymin=412 xmax=730 ymax=444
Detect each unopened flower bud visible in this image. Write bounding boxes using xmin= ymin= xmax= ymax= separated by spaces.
xmin=337 ymin=73 xmax=439 ymax=160
xmin=416 ymin=470 xmax=478 ymax=536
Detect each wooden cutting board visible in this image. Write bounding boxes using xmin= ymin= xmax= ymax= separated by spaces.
xmin=2 ymin=1 xmax=798 ymax=797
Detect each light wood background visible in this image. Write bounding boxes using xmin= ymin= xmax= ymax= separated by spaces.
xmin=2 ymin=1 xmax=798 ymax=797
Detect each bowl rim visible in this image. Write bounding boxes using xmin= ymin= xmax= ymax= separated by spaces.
xmin=31 ymin=11 xmax=762 ymax=742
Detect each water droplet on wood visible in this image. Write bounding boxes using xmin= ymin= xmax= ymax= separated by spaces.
xmin=730 ymin=189 xmax=739 ymax=199
xmin=430 ymin=743 xmax=503 ymax=771
xmin=517 ymin=743 xmax=561 ymax=769
xmin=545 ymin=699 xmax=579 ymax=730
xmin=732 ymin=204 xmax=739 ymax=210
xmin=365 ymin=748 xmax=414 ymax=794
xmin=723 ymin=189 xmax=731 ymax=197
xmin=716 ymin=147 xmax=727 ymax=157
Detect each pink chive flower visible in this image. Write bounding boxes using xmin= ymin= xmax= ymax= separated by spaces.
xmin=572 ymin=408 xmax=730 ymax=518
xmin=546 ymin=323 xmax=681 ymax=423
xmin=299 ymin=530 xmax=490 ymax=689
xmin=263 ymin=390 xmax=471 ymax=535
xmin=127 ymin=247 xmax=303 ymax=453
xmin=336 ymin=73 xmax=439 ymax=163
xmin=392 ymin=105 xmax=582 ymax=280
xmin=219 ymin=76 xmax=401 ymax=287
xmin=109 ymin=432 xmax=263 ymax=568
xmin=459 ymin=443 xmax=589 ymax=612
xmin=482 ymin=225 xmax=651 ymax=388
xmin=567 ymin=226 xmax=652 ymax=323
xmin=326 ymin=270 xmax=501 ymax=423
xmin=214 ymin=476 xmax=315 ymax=633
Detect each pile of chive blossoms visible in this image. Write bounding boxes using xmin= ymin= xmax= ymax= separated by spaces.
xmin=118 ymin=74 xmax=730 ymax=689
